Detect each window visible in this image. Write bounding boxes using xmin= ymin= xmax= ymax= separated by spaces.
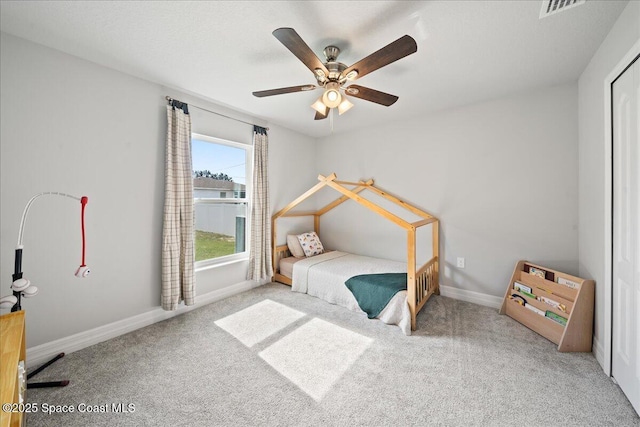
xmin=192 ymin=133 xmax=252 ymax=267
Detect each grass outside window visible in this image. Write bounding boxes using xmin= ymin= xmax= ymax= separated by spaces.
xmin=195 ymin=230 xmax=236 ymax=262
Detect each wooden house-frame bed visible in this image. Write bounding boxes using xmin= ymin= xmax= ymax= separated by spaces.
xmin=272 ymin=173 xmax=440 ymax=330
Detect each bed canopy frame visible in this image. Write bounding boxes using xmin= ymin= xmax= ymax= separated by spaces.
xmin=272 ymin=173 xmax=440 ymax=330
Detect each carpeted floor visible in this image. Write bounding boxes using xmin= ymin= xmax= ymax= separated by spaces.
xmin=26 ymin=283 xmax=638 ymax=426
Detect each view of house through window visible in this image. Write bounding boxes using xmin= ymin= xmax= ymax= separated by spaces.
xmin=192 ymin=134 xmax=251 ymax=265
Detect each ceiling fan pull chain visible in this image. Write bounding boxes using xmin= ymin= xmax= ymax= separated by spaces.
xmin=330 ymin=108 xmax=334 ymax=133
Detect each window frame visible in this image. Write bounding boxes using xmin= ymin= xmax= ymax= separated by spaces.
xmin=192 ymin=133 xmax=252 ymax=269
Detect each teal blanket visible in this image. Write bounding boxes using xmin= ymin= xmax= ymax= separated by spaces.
xmin=345 ymin=273 xmax=407 ymax=319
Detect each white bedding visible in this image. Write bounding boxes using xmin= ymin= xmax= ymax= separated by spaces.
xmin=291 ymin=251 xmax=411 ymax=335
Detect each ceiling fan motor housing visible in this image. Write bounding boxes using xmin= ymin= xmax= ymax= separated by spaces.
xmin=323 ymin=46 xmax=340 ymax=62
xmin=326 ymin=62 xmax=347 ymax=83
xmin=316 ymin=46 xmax=348 ymax=86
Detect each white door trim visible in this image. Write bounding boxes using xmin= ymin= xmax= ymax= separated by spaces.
xmin=603 ymin=40 xmax=640 ymax=377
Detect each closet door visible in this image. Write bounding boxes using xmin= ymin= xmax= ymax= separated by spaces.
xmin=612 ymin=56 xmax=639 ymax=414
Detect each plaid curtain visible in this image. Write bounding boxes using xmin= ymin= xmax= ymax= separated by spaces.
xmin=247 ymin=126 xmax=273 ymax=281
xmin=161 ymin=101 xmax=195 ymax=310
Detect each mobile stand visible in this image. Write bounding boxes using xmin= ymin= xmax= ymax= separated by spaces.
xmin=9 ymin=246 xmax=67 ymax=389
xmin=1 ymin=192 xmax=90 ymax=389
xmin=26 ymin=353 xmax=69 ymax=389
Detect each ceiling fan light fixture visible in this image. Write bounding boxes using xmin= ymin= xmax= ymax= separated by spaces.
xmin=337 ymin=98 xmax=354 ymax=115
xmin=311 ymin=97 xmax=329 ymax=115
xmin=322 ymin=89 xmax=341 ymax=108
xmin=322 ymin=82 xmax=342 ymax=108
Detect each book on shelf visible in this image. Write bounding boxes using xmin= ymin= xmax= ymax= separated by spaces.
xmin=557 ymin=277 xmax=580 ymax=289
xmin=537 ymin=295 xmax=567 ymax=313
xmin=509 ymin=294 xmax=526 ymax=306
xmin=513 ymin=282 xmax=532 ymax=294
xmin=545 ymin=310 xmax=567 ymax=326
xmin=529 ymin=267 xmax=546 ymax=279
xmin=525 ymin=304 xmax=545 ymax=316
xmin=524 ymin=263 xmax=555 ymax=282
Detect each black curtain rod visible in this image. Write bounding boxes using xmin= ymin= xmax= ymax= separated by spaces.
xmin=165 ymin=96 xmax=268 ymax=131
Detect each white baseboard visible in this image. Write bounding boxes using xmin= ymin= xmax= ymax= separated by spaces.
xmin=593 ymin=334 xmax=604 ymax=369
xmin=439 ymin=285 xmax=503 ymax=309
xmin=26 ymin=280 xmax=257 ymax=368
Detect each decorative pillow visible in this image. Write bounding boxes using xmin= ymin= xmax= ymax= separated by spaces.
xmin=297 ymin=232 xmax=324 ymax=257
xmin=286 ymin=235 xmax=306 ymax=258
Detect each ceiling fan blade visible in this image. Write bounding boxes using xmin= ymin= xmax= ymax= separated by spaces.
xmin=345 ymin=85 xmax=398 ymax=106
xmin=314 ymin=110 xmax=328 ymax=120
xmin=253 ymin=85 xmax=317 ymax=97
xmin=273 ymin=28 xmax=329 ymax=76
xmin=342 ymin=35 xmax=417 ymax=81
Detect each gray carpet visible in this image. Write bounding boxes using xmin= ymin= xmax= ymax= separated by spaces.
xmin=26 ymin=283 xmax=638 ymax=426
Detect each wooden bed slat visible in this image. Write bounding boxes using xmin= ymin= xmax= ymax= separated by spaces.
xmin=280 ymin=211 xmax=317 ymax=217
xmin=412 ymin=218 xmax=437 ymax=227
xmin=273 ymin=173 xmax=335 ymax=218
xmin=322 ymin=177 xmax=412 ymax=230
xmin=334 ymin=180 xmax=373 ymax=186
xmin=365 ymin=185 xmax=433 ymax=220
xmin=417 ymin=256 xmax=438 ymax=277
xmin=316 ymin=180 xmax=372 ymax=215
xmin=407 ymin=228 xmax=417 ymax=330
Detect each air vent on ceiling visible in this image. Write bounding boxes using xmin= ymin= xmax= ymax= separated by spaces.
xmin=539 ymin=0 xmax=586 ymax=19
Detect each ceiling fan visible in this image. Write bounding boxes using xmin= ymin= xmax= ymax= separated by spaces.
xmin=252 ymin=28 xmax=417 ymax=120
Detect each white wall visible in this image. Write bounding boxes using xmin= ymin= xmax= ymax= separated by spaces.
xmin=269 ymin=125 xmax=321 ymax=245
xmin=578 ymin=1 xmax=640 ymax=354
xmin=316 ymin=83 xmax=579 ymax=298
xmin=0 ymin=33 xmax=316 ymax=348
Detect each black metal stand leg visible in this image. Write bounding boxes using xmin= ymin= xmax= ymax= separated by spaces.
xmin=27 ymin=352 xmax=69 ymax=389
xmin=28 ymin=380 xmax=70 ymax=389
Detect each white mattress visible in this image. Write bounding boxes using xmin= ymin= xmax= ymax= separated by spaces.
xmin=279 ymin=256 xmax=302 ymax=279
xmin=291 ymin=251 xmax=411 ymax=335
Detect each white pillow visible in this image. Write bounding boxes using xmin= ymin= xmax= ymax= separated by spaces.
xmin=286 ymin=235 xmax=306 ymax=258
xmin=297 ymin=232 xmax=324 ymax=257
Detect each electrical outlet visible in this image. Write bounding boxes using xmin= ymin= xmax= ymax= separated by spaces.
xmin=457 ymin=257 xmax=465 ymax=268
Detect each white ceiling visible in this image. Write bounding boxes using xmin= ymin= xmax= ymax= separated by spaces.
xmin=0 ymin=1 xmax=629 ymax=138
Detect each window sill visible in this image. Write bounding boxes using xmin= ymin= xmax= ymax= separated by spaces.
xmin=195 ymin=257 xmax=249 ymax=273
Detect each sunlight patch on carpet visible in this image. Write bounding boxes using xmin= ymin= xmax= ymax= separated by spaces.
xmin=214 ymin=299 xmax=305 ymax=347
xmin=258 ymin=318 xmax=373 ymax=402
